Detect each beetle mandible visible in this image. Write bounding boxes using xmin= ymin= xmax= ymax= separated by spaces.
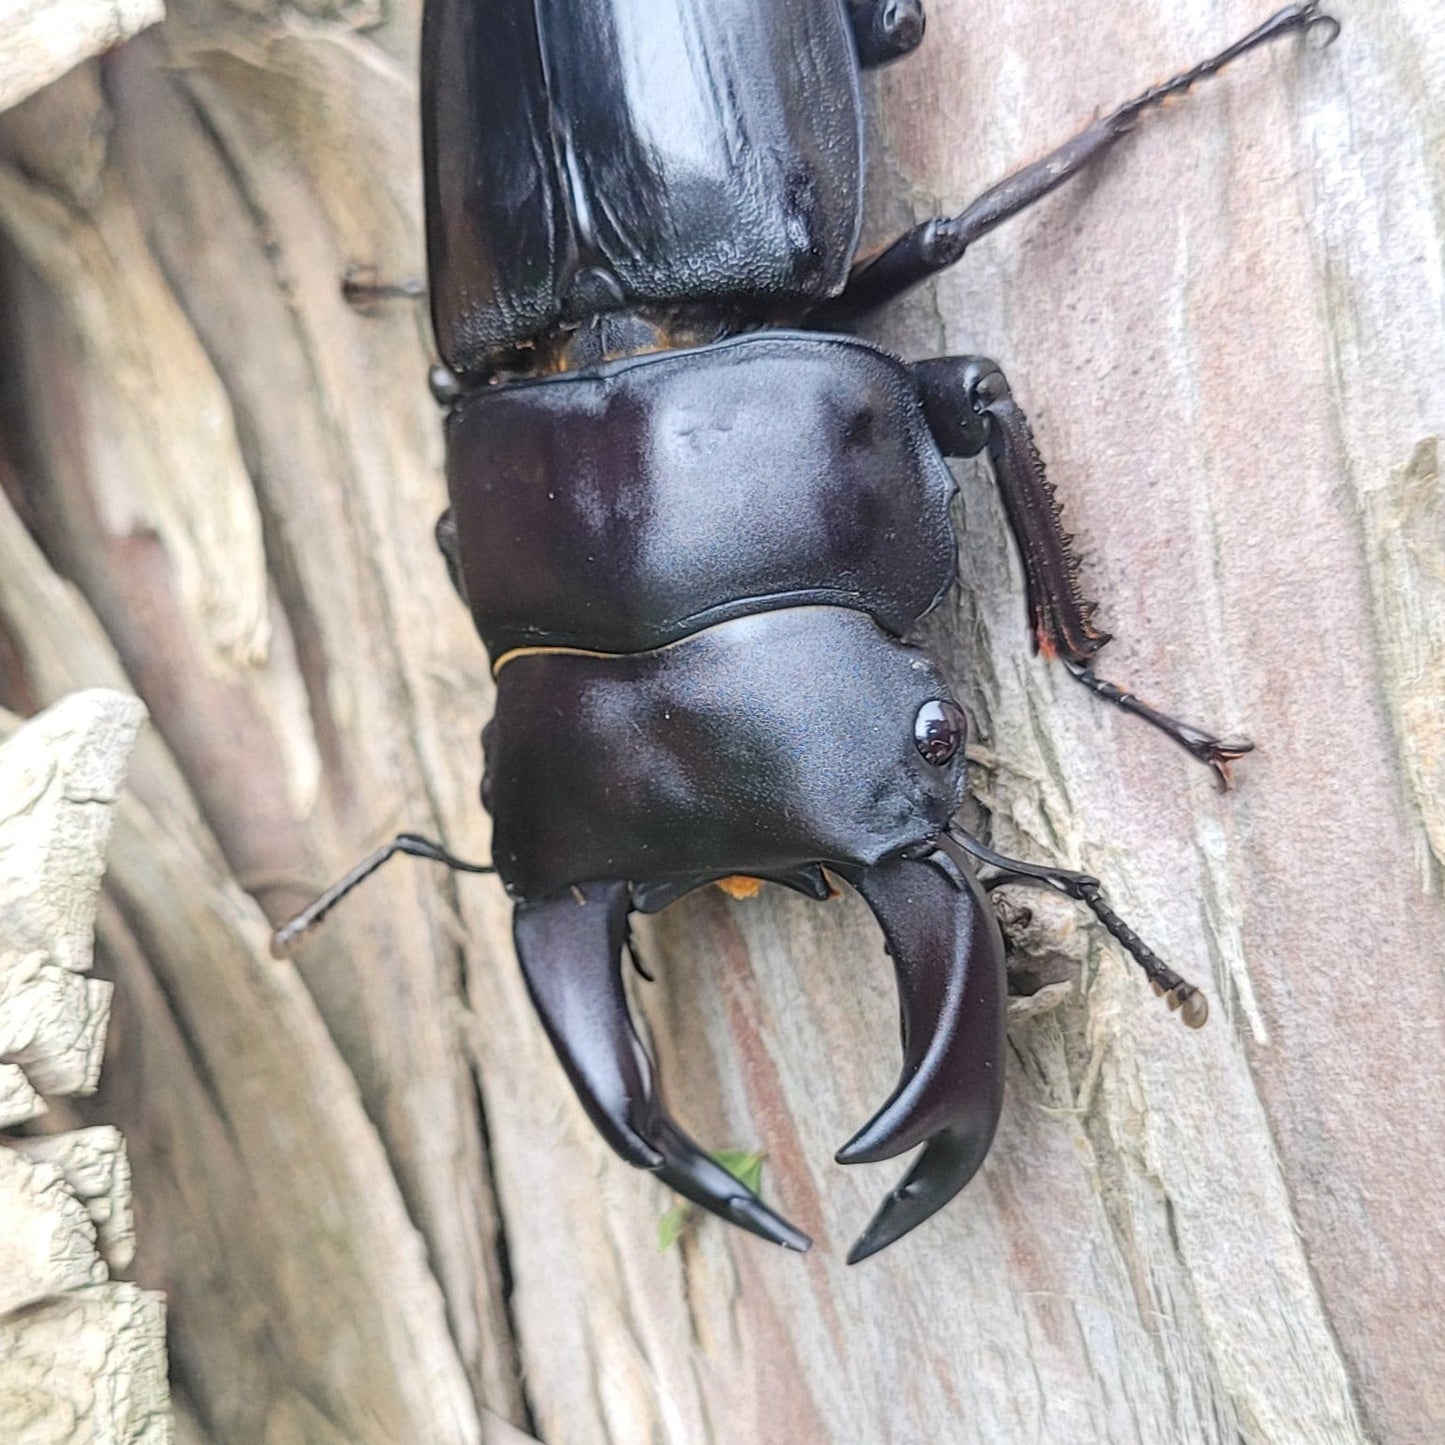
xmin=276 ymin=0 xmax=1340 ymax=1261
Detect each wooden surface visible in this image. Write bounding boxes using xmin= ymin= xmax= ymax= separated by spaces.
xmin=0 ymin=0 xmax=163 ymax=114
xmin=0 ymin=691 xmax=171 ymax=1444
xmin=0 ymin=1 xmax=1440 ymax=1441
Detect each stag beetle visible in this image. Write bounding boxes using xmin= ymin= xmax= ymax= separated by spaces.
xmin=277 ymin=1 xmax=1339 ymax=1261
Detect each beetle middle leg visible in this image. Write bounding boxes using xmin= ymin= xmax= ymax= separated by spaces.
xmin=813 ymin=3 xmax=1339 ymax=323
xmin=913 ymin=354 xmax=1252 ymax=782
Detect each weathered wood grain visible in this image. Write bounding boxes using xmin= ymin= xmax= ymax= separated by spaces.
xmin=862 ymin=6 xmax=1443 ymax=1439
xmin=0 ymin=692 xmax=140 ymax=1137
xmin=0 ymin=0 xmax=1438 ymax=1441
xmin=0 ymin=501 xmax=489 ymax=1439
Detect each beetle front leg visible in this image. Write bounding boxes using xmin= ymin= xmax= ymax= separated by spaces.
xmin=813 ymin=4 xmax=1338 ymax=323
xmin=913 ymin=354 xmax=1252 ymax=783
xmin=848 ymin=0 xmax=925 ymax=68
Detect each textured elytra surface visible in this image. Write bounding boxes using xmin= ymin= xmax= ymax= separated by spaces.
xmin=0 ymin=1 xmax=1439 ymax=1442
xmin=425 ymin=0 xmax=863 ymax=365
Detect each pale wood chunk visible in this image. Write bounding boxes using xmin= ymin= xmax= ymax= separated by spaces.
xmin=0 ymin=1284 xmax=170 ymax=1445
xmin=0 ymin=1145 xmax=106 ymax=1318
xmin=0 ymin=694 xmax=168 ymax=1443
xmin=12 ymin=1127 xmax=136 ymax=1273
xmin=0 ymin=1062 xmax=44 ymax=1129
xmin=0 ymin=951 xmax=112 ymax=1099
xmin=0 ymin=0 xmax=164 ymax=116
xmin=0 ymin=689 xmax=147 ymax=971
xmin=0 ymin=691 xmax=141 ymax=1107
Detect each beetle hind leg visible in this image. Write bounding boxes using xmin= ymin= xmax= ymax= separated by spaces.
xmin=513 ymin=882 xmax=810 ymax=1252
xmin=339 ymin=263 xmax=426 ymax=313
xmin=814 ymin=4 xmax=1339 ymax=322
xmin=840 ymin=852 xmax=1006 ymax=1262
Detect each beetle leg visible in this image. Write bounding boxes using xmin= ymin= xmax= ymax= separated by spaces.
xmin=839 ymin=851 xmax=1005 ymax=1262
xmin=813 ymin=3 xmax=1339 ymax=322
xmin=340 ymin=263 xmax=427 ymax=313
xmin=913 ymin=354 xmax=1253 ymax=782
xmin=270 ymin=831 xmax=494 ymax=957
xmin=513 ymin=883 xmax=810 ymax=1252
xmin=941 ymin=829 xmax=1209 ymax=1027
xmin=849 ymin=0 xmax=925 ymax=68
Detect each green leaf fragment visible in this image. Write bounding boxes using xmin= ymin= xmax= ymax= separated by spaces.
xmin=657 ymin=1201 xmax=692 ymax=1251
xmin=656 ymin=1148 xmax=768 ymax=1250
xmin=709 ymin=1148 xmax=765 ymax=1195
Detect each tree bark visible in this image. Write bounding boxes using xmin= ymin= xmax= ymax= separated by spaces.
xmin=0 ymin=0 xmax=1439 ymax=1442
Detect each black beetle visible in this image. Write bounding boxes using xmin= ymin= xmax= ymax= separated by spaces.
xmin=278 ymin=0 xmax=1339 ymax=1261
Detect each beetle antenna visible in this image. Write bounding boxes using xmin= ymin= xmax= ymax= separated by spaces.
xmin=270 ymin=832 xmax=494 ymax=958
xmin=940 ymin=829 xmax=1208 ymax=1028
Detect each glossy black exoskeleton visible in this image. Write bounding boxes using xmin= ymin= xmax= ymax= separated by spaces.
xmin=279 ymin=0 xmax=1339 ymax=1261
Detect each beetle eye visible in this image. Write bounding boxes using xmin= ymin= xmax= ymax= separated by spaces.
xmin=914 ymin=699 xmax=966 ymax=766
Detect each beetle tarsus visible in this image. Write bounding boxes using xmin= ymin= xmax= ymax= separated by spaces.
xmin=1105 ymin=5 xmax=1340 ymax=135
xmin=1064 ymin=661 xmax=1254 ymax=786
xmin=1302 ymin=4 xmax=1343 ymax=47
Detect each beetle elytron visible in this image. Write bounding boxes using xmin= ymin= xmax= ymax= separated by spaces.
xmin=277 ymin=1 xmax=1338 ymax=1260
